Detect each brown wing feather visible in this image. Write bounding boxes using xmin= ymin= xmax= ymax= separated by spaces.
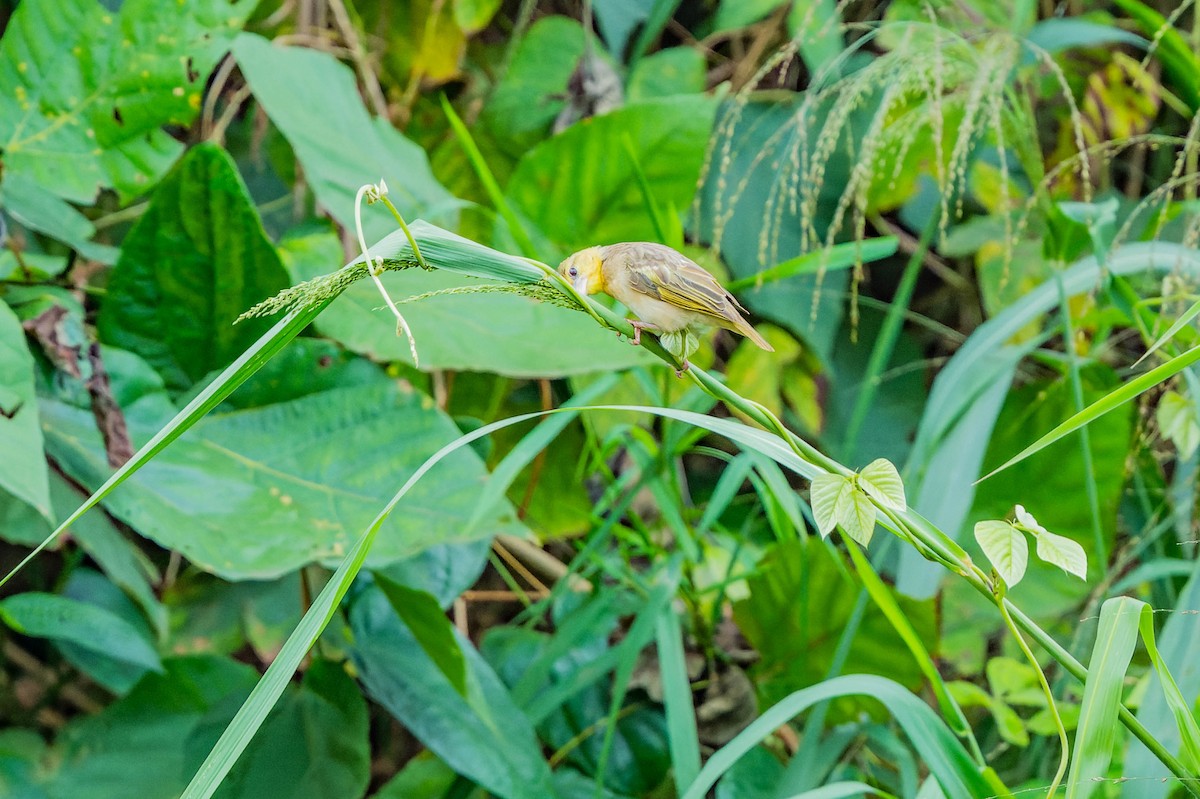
xmin=612 ymin=243 xmax=774 ymax=352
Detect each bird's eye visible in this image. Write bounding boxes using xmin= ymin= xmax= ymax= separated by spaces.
xmin=568 ymin=266 xmax=578 ymax=277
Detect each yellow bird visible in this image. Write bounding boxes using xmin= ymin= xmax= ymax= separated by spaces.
xmin=558 ymin=242 xmax=773 ymax=369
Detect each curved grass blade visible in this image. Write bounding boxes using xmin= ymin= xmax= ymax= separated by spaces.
xmin=724 ymin=238 xmax=898 ymax=291
xmin=678 ymin=674 xmax=997 ymax=799
xmin=655 ymin=602 xmax=701 ymax=791
xmin=979 ymin=342 xmax=1200 ymax=482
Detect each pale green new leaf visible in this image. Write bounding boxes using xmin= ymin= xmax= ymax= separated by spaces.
xmin=1035 ymin=529 xmax=1088 ymax=581
xmin=842 ymin=490 xmax=878 ymax=547
xmin=810 ymin=473 xmax=852 ymax=537
xmin=1157 ymin=390 xmax=1200 ymax=458
xmin=859 ymin=457 xmax=907 ymax=511
xmin=974 ymin=521 xmax=1028 ymax=587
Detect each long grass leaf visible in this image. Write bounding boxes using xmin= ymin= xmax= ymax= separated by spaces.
xmin=678 ymin=674 xmax=995 ymax=799
xmin=1066 ymin=597 xmax=1142 ymax=799
xmin=724 ymin=238 xmax=898 ymax=291
xmin=979 ymin=342 xmax=1200 ymax=482
xmin=1139 ymin=605 xmax=1200 ymax=772
xmin=655 ymin=602 xmax=701 ymax=790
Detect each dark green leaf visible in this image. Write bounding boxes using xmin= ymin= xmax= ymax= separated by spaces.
xmin=232 ymin=33 xmax=460 ymax=243
xmin=0 ymin=591 xmax=161 ymax=673
xmin=374 ymin=573 xmax=467 ymax=697
xmin=0 ymin=300 xmax=50 ymax=524
xmin=97 ymin=144 xmax=291 ymax=390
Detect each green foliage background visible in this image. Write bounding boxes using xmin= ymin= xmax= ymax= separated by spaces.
xmin=3 ymin=1 xmax=1200 ymax=798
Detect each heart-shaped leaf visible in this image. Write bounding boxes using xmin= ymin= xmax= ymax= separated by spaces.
xmin=810 ymin=473 xmax=852 ymax=537
xmin=858 ymin=457 xmax=907 ymax=510
xmin=974 ymin=520 xmax=1029 ymax=587
xmin=1035 ymin=528 xmax=1088 ymax=581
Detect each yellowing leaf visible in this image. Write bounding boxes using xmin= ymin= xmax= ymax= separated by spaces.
xmin=858 ymin=458 xmax=906 ymax=511
xmin=974 ymin=520 xmax=1028 ymax=587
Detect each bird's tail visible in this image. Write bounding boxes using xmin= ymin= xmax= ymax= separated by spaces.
xmin=735 ymin=318 xmax=774 ymax=352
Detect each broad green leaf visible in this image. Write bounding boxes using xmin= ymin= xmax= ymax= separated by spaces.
xmin=504 ymin=95 xmax=717 ymax=255
xmin=627 ymin=46 xmax=706 ymax=100
xmin=973 ymin=521 xmax=1028 ymax=587
xmin=1066 ymin=597 xmax=1141 ymax=799
xmin=0 ymin=592 xmax=161 ymax=673
xmin=43 ymin=655 xmax=367 ymax=799
xmin=0 ymin=174 xmax=118 ymax=263
xmin=1157 ymin=390 xmax=1200 ymax=458
xmin=810 ymin=472 xmax=851 ymax=537
xmin=348 ymin=583 xmax=557 ymax=799
xmin=97 ymin=144 xmax=291 ymax=390
xmin=655 ymin=605 xmax=701 ymax=791
xmin=1035 ymin=529 xmax=1088 ymax=581
xmin=480 ymin=16 xmax=587 ymax=158
xmin=0 ymin=0 xmax=251 ymax=205
xmin=290 ymin=258 xmax=654 ymax=377
xmin=0 ymin=300 xmax=50 ymax=524
xmin=859 ymin=458 xmax=907 ymax=511
xmin=374 ymin=574 xmax=467 ymax=698
xmin=57 ymin=568 xmax=159 ymax=694
xmin=232 ymin=33 xmax=460 ymax=243
xmin=210 ymin=659 xmax=370 ymax=799
xmin=41 ymin=375 xmax=528 ymax=580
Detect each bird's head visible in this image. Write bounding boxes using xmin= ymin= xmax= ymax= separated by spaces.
xmin=558 ymin=246 xmax=606 ymax=296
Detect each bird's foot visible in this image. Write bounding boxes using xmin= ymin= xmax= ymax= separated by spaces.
xmin=627 ymin=320 xmax=659 ymax=347
xmin=674 ymin=359 xmax=691 ymax=378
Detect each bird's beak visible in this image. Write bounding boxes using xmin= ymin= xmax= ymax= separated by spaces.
xmin=573 ymin=273 xmax=590 ymax=295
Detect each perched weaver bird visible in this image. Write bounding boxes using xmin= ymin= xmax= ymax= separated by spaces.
xmin=558 ymin=242 xmax=773 ymax=371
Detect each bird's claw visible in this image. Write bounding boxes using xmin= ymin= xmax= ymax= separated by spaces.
xmin=674 ymin=360 xmax=691 ymax=378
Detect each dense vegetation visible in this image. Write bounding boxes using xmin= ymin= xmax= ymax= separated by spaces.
xmin=3 ymin=0 xmax=1200 ymax=797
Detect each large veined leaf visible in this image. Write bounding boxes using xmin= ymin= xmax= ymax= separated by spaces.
xmin=0 ymin=0 xmax=252 ymax=205
xmin=97 ymin=144 xmax=291 ymax=390
xmin=30 ymin=656 xmax=368 ymax=799
xmin=504 ymin=95 xmax=718 ymax=256
xmin=232 ymin=33 xmax=461 ymax=243
xmin=39 ymin=363 xmax=528 ymax=580
xmin=348 ymin=583 xmax=557 ymax=799
xmin=0 ymin=300 xmax=50 ymax=524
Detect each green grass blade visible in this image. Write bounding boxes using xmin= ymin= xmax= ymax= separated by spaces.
xmin=655 ymin=602 xmax=701 ymax=791
xmin=724 ymin=238 xmax=898 ymax=291
xmin=678 ymin=674 xmax=994 ymax=799
xmin=979 ymin=341 xmax=1200 ymax=482
xmin=440 ymin=94 xmax=539 ymax=259
xmin=1066 ymin=597 xmax=1142 ymax=799
xmin=843 ymin=539 xmax=980 ymax=752
xmin=1139 ymin=606 xmax=1200 ymax=772
xmin=1134 ymin=295 xmax=1200 ymax=367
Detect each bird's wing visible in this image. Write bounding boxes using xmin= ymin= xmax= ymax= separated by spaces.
xmin=624 ymin=248 xmax=737 ymax=323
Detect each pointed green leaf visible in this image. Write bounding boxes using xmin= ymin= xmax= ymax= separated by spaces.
xmin=810 ymin=473 xmax=852 ymax=537
xmin=1138 ymin=603 xmax=1200 ymax=773
xmin=373 ymin=573 xmax=467 ymax=698
xmin=1035 ymin=529 xmax=1088 ymax=581
xmin=859 ymin=457 xmax=907 ymax=511
xmin=841 ymin=490 xmax=878 ymax=547
xmin=0 ymin=592 xmax=161 ymax=674
xmin=974 ymin=521 xmax=1029 ymax=587
xmin=1157 ymin=390 xmax=1200 ymax=458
